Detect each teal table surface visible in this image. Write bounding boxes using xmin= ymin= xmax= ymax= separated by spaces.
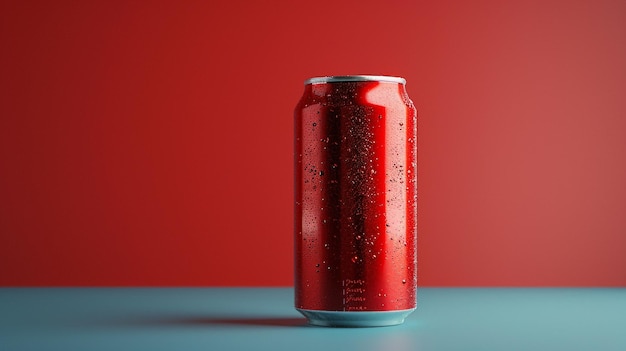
xmin=1 ymin=288 xmax=625 ymax=351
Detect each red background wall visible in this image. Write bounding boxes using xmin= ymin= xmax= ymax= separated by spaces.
xmin=1 ymin=0 xmax=625 ymax=286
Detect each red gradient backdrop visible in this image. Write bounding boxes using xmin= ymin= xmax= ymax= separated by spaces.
xmin=1 ymin=0 xmax=625 ymax=286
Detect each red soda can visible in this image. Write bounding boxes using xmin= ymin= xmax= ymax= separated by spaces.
xmin=294 ymin=75 xmax=417 ymax=327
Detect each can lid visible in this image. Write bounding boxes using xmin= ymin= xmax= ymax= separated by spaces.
xmin=304 ymin=75 xmax=406 ymax=85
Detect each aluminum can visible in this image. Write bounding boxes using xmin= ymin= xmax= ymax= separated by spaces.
xmin=294 ymin=75 xmax=417 ymax=327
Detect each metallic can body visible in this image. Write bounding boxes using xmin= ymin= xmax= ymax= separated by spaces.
xmin=294 ymin=76 xmax=417 ymax=327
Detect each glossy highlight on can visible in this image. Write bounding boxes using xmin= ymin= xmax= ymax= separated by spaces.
xmin=294 ymin=75 xmax=418 ymax=327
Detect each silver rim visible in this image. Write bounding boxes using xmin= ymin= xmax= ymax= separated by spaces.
xmin=304 ymin=75 xmax=406 ymax=85
xmin=296 ymin=308 xmax=416 ymax=327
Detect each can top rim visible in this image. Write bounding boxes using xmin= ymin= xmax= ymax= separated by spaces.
xmin=304 ymin=75 xmax=406 ymax=85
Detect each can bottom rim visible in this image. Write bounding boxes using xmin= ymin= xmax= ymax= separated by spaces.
xmin=296 ymin=308 xmax=416 ymax=328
